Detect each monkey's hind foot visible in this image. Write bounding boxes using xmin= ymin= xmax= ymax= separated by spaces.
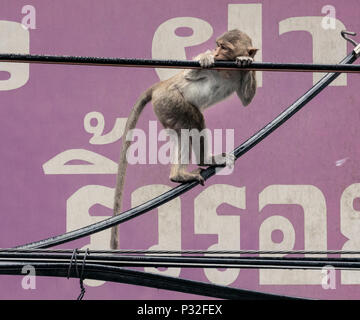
xmin=170 ymin=168 xmax=205 ymax=186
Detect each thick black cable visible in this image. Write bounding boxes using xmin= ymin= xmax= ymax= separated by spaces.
xmin=14 ymin=47 xmax=360 ymax=250
xmin=0 ymin=261 xmax=304 ymax=300
xmin=1 ymin=251 xmax=360 ymax=270
xmin=0 ymin=53 xmax=360 ymax=73
xmin=3 ymin=251 xmax=360 ymax=263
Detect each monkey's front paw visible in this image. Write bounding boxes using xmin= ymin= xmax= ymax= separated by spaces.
xmin=236 ymin=56 xmax=253 ymax=66
xmin=198 ymin=54 xmax=215 ymax=68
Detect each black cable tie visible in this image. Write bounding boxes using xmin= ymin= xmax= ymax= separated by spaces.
xmin=77 ymin=248 xmax=90 ymax=300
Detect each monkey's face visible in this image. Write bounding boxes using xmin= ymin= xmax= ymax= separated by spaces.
xmin=214 ymin=38 xmax=258 ymax=61
xmin=214 ymin=40 xmax=238 ymax=61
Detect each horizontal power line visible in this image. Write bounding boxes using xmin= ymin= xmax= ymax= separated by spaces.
xmin=1 ymin=53 xmax=360 ymax=73
xmin=2 ymin=248 xmax=360 ymax=255
xmin=1 ymin=252 xmax=360 ymax=270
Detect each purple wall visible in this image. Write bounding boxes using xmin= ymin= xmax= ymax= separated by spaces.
xmin=0 ymin=0 xmax=359 ymax=299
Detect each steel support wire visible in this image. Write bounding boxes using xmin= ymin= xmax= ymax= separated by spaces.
xmin=1 ymin=252 xmax=360 ymax=270
xmin=13 ymin=36 xmax=360 ymax=250
xmin=3 ymin=248 xmax=360 ymax=255
xmin=0 ymin=261 xmax=303 ymax=300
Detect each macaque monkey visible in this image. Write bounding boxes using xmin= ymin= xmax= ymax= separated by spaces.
xmin=111 ymin=29 xmax=258 ymax=249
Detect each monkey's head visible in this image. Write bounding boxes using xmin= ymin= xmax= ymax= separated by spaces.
xmin=214 ymin=29 xmax=258 ymax=61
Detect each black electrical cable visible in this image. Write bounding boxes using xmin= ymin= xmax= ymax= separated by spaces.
xmin=1 ymin=251 xmax=360 ymax=270
xmin=0 ymin=53 xmax=360 ymax=73
xmin=2 ymin=248 xmax=360 ymax=255
xmin=0 ymin=261 xmax=304 ymax=300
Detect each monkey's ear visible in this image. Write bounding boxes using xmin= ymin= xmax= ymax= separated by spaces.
xmin=248 ymin=47 xmax=259 ymax=58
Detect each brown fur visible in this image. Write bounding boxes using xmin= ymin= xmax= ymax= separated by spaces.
xmin=110 ymin=29 xmax=257 ymax=249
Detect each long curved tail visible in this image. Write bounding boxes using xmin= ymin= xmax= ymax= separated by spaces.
xmin=110 ymin=86 xmax=154 ymax=249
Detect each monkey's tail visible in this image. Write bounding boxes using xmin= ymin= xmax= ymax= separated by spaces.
xmin=110 ymin=85 xmax=154 ymax=250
